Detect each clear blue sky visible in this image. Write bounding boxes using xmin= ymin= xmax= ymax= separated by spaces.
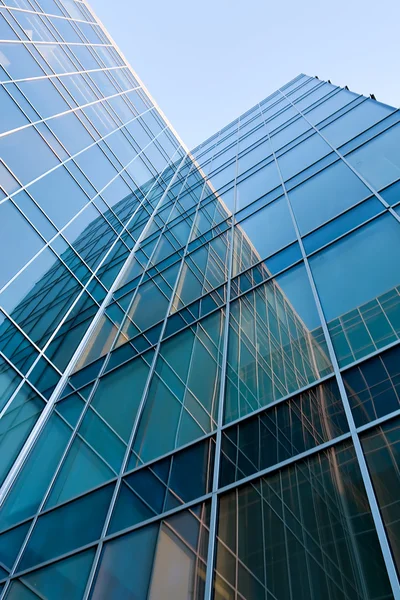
xmin=90 ymin=0 xmax=399 ymax=150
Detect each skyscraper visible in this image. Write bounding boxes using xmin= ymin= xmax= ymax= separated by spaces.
xmin=1 ymin=1 xmax=400 ymax=598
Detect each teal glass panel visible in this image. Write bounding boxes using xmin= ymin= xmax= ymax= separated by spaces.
xmin=107 ymin=480 xmax=155 ymax=534
xmin=90 ymin=524 xmax=158 ymax=600
xmin=55 ymin=394 xmax=86 ymax=428
xmin=46 ymin=435 xmax=114 ymax=508
xmin=0 ymin=356 xmax=21 ymax=413
xmin=224 ymin=263 xmax=332 ymax=423
xmin=173 ymin=232 xmax=230 ymax=310
xmin=19 ymin=484 xmax=114 ymax=570
xmin=0 ymin=521 xmax=31 ymax=569
xmin=220 ymin=378 xmax=348 ymax=486
xmin=132 ymin=311 xmax=224 ymax=464
xmin=110 ymin=438 xmax=214 ymax=534
xmin=20 ymin=549 xmax=96 ymax=600
xmin=78 ymin=407 xmax=126 ymax=472
xmin=0 ymin=415 xmax=71 ymax=531
xmin=89 ymin=353 xmax=151 ymax=443
xmin=0 ymin=385 xmax=45 ymax=486
xmin=5 ymin=581 xmax=40 ymax=599
xmin=310 ymin=213 xmax=400 ymax=366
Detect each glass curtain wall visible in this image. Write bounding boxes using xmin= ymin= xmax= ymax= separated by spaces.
xmin=0 ymin=8 xmax=400 ymax=598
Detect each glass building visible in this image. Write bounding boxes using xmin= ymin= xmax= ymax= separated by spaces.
xmin=1 ymin=2 xmax=400 ymax=600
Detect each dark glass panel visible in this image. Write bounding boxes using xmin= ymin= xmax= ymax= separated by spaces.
xmin=215 ymin=442 xmax=392 ymax=600
xmin=362 ymin=417 xmax=400 ymax=575
xmin=343 ymin=345 xmax=400 ymax=426
xmin=220 ymin=378 xmax=348 ymax=486
xmin=19 ymin=484 xmax=114 ymax=570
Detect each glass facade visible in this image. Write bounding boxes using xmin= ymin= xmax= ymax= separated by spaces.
xmin=0 ymin=2 xmax=400 ymax=598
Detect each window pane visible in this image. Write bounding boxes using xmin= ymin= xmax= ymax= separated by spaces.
xmin=362 ymin=417 xmax=400 ymax=574
xmin=346 ymin=122 xmax=400 ymax=190
xmin=220 ymin=378 xmax=348 ymax=486
xmin=224 ymin=263 xmax=332 ymax=423
xmin=215 ymin=442 xmax=392 ymax=600
xmin=236 ymin=162 xmax=281 ymax=211
xmin=0 ymin=201 xmax=44 ymax=290
xmin=233 ymin=196 xmax=296 ymax=275
xmin=310 ymin=214 xmax=400 ymax=366
xmin=344 ymin=344 xmax=400 ymax=426
xmin=288 ymin=160 xmax=370 ymax=234
xmin=321 ymin=99 xmax=394 ymax=148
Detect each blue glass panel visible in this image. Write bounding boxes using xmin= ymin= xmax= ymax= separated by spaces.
xmin=380 ymin=179 xmax=400 ymax=206
xmin=288 ymin=160 xmax=370 ymax=234
xmin=346 ymin=122 xmax=400 ymax=190
xmin=0 ymin=201 xmax=44 ymax=290
xmin=233 ymin=196 xmax=296 ymax=275
xmin=310 ymin=213 xmax=400 ymax=365
xmin=303 ymin=197 xmax=383 ymax=254
xmin=0 ymin=86 xmax=29 ymax=134
xmin=0 ymin=126 xmax=59 ymax=186
xmin=304 ymin=89 xmax=357 ymax=126
xmin=321 ymin=99 xmax=394 ymax=148
xmin=28 ymin=166 xmax=91 ymax=229
xmin=277 ymin=133 xmax=331 ymax=181
xmin=236 ymin=162 xmax=281 ymax=211
xmin=0 ymin=42 xmax=45 ymax=79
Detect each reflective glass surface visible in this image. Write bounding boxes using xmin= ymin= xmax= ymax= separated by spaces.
xmin=0 ymin=51 xmax=399 ymax=600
